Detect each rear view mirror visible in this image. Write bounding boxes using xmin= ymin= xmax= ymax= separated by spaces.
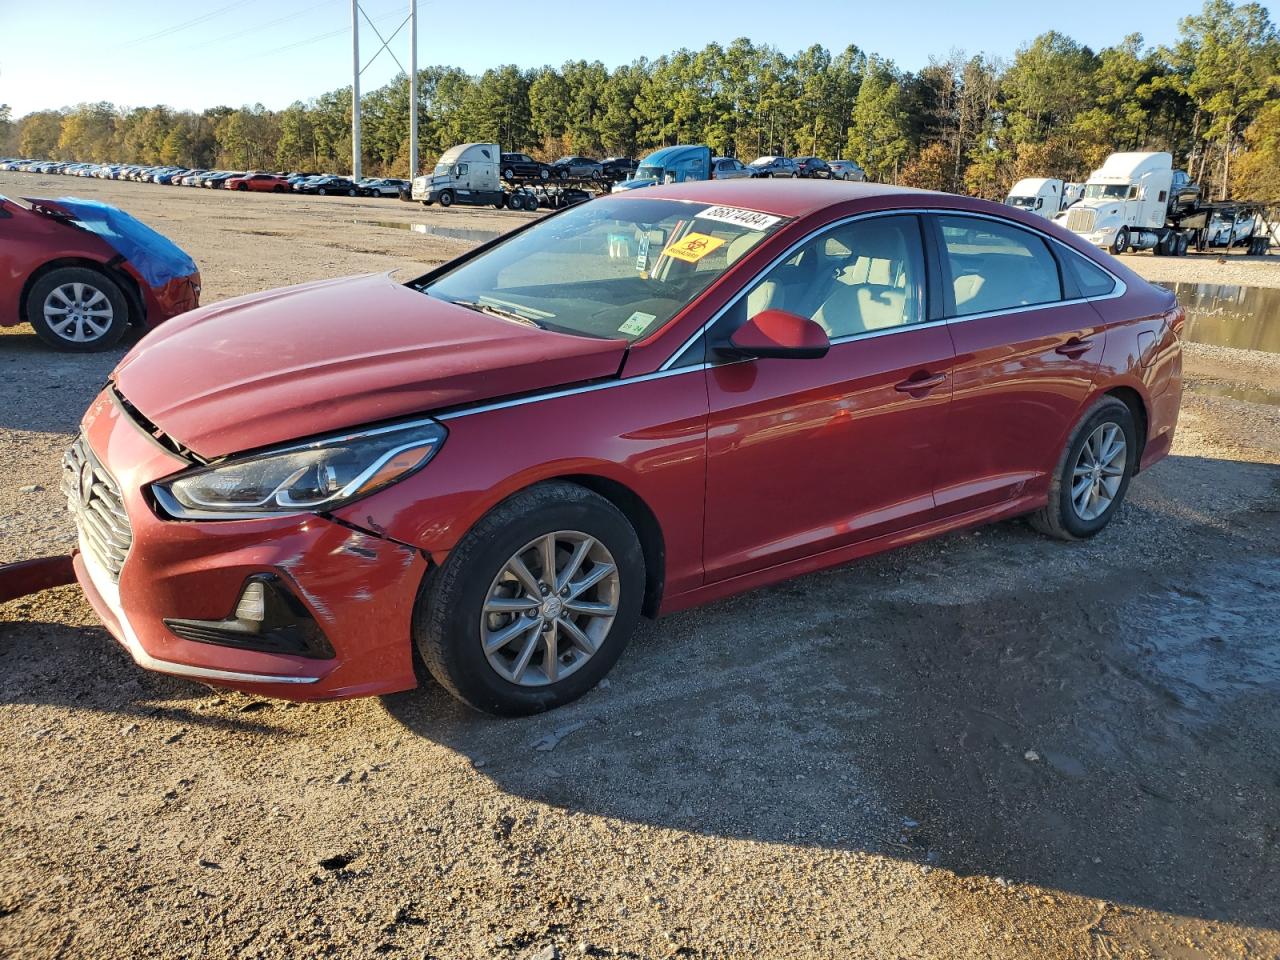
xmin=720 ymin=309 xmax=830 ymax=360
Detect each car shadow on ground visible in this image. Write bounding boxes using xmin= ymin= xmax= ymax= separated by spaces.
xmin=0 ymin=588 xmax=296 ymax=737
xmin=5 ymin=457 xmax=1279 ymax=933
xmin=381 ymin=459 xmax=1280 ymax=932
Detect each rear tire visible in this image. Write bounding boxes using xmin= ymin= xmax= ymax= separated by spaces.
xmin=25 ymin=267 xmax=130 ymax=352
xmin=415 ymin=482 xmax=645 ymax=715
xmin=1029 ymin=396 xmax=1137 ymax=541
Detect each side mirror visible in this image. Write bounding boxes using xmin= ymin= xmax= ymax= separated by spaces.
xmin=719 ymin=309 xmax=830 ymax=360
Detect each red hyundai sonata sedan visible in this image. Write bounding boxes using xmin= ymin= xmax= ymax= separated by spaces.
xmin=66 ymin=181 xmax=1182 ymax=715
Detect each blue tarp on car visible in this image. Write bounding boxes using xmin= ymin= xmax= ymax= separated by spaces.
xmin=51 ymin=198 xmax=197 ymax=288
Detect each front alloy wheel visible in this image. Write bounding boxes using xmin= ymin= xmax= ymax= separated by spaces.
xmin=481 ymin=532 xmax=619 ymax=686
xmin=26 ymin=267 xmax=129 ymax=351
xmin=415 ymin=482 xmax=644 ymax=715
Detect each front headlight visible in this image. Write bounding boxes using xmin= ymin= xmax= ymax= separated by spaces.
xmin=152 ymin=418 xmax=447 ymax=519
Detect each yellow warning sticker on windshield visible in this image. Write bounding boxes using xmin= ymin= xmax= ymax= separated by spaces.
xmin=662 ymin=232 xmax=725 ymax=263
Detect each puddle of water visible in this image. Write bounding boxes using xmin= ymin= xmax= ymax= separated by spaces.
xmin=1187 ymin=379 xmax=1280 ymax=407
xmin=360 ymin=220 xmax=502 ymax=244
xmin=1130 ymin=558 xmax=1280 ymax=719
xmin=1169 ymin=281 xmax=1280 ymax=353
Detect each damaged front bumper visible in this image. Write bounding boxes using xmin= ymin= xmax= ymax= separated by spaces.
xmin=69 ymin=388 xmax=428 ymax=701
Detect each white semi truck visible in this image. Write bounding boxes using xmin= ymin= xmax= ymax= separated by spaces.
xmin=1063 ymin=152 xmax=1203 ymax=256
xmin=1004 ymin=178 xmax=1064 ymax=219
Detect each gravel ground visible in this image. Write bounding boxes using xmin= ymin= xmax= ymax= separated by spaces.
xmin=2 ymin=173 xmax=1279 ymax=960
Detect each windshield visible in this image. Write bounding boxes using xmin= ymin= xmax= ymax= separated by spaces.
xmin=420 ymin=197 xmax=788 ymax=342
xmin=1006 ymin=196 xmax=1036 ymax=208
xmin=750 ymin=157 xmax=776 ymax=167
xmin=433 ymin=162 xmax=451 ymax=176
xmin=1084 ymin=183 xmax=1131 ymax=200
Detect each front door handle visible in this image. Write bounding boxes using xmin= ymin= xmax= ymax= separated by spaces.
xmin=1055 ymin=337 xmax=1094 ymax=358
xmin=895 ymin=372 xmax=947 ymax=394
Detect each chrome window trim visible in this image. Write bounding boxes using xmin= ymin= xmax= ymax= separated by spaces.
xmin=660 ymin=207 xmax=1127 ymax=369
xmin=439 ymin=208 xmax=1128 ymax=422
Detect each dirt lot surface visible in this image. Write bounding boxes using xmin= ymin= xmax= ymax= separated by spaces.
xmin=2 ymin=173 xmax=1278 ymax=960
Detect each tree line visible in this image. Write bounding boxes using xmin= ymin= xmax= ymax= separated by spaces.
xmin=2 ymin=0 xmax=1278 ymax=201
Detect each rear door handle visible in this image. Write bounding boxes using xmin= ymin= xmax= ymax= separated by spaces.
xmin=1055 ymin=337 xmax=1094 ymax=358
xmin=895 ymin=372 xmax=947 ymax=394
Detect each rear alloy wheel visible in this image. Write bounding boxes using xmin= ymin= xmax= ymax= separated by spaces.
xmin=347 ymin=188 xmax=356 ymax=196
xmin=1030 ymin=396 xmax=1136 ymax=540
xmin=26 ymin=267 xmax=129 ymax=352
xmin=502 ymin=167 xmax=515 ymax=180
xmin=317 ymin=187 xmax=327 ymax=195
xmin=415 ymin=482 xmax=644 ymax=715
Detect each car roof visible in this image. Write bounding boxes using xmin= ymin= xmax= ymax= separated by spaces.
xmin=620 ymin=179 xmax=941 ymax=218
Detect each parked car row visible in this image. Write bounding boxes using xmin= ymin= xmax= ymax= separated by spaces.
xmin=0 ymin=159 xmax=409 ymax=199
xmin=614 ymin=146 xmax=870 ymax=193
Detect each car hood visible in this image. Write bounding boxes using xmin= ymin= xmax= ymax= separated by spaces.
xmin=112 ymin=273 xmax=628 ymax=459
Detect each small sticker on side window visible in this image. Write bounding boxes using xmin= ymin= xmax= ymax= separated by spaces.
xmin=697 ymin=205 xmax=782 ymax=231
xmin=619 ymin=311 xmax=657 ymax=336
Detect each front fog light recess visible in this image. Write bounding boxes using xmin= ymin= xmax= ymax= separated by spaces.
xmin=165 ymin=575 xmax=335 ymax=659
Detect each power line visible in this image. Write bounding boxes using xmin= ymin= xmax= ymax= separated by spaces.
xmin=224 ymin=7 xmax=403 ymax=67
xmin=175 ymin=0 xmax=342 ymax=55
xmin=116 ymin=0 xmax=258 ymax=49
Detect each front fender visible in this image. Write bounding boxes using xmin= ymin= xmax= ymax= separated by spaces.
xmin=331 ymin=369 xmax=710 ymax=598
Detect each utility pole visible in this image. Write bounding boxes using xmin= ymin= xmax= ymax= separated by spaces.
xmin=408 ymin=0 xmax=418 ymax=180
xmin=351 ymin=0 xmax=362 ymax=180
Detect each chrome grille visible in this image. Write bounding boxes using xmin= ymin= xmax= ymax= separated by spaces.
xmin=62 ymin=435 xmax=132 ymax=582
xmin=1066 ymin=207 xmax=1097 ymax=234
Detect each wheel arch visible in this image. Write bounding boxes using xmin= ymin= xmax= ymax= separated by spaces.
xmin=556 ymin=473 xmax=666 ymax=618
xmin=20 ymin=257 xmax=143 ymax=327
xmin=1102 ymin=384 xmax=1149 ymax=470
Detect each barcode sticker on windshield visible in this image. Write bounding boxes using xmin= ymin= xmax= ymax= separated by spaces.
xmin=619 ymin=312 xmax=657 ymax=336
xmin=697 ymin=205 xmax=782 ymax=231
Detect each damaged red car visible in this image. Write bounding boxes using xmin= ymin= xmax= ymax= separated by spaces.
xmin=1 ymin=195 xmax=200 ymax=350
xmin=66 ymin=181 xmax=1183 ymax=715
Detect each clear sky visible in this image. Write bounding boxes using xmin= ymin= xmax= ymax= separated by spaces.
xmin=1 ymin=0 xmax=1215 ymax=118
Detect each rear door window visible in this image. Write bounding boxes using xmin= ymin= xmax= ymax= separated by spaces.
xmin=1063 ymin=252 xmax=1117 ymax=298
xmin=937 ymin=215 xmax=1063 ymax=317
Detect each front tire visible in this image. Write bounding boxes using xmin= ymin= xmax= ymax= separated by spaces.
xmin=25 ymin=267 xmax=130 ymax=352
xmin=438 ymin=189 xmax=454 ymax=207
xmin=1030 ymin=396 xmax=1137 ymax=541
xmin=1110 ymin=227 xmax=1130 ymax=255
xmin=415 ymin=482 xmax=645 ymax=716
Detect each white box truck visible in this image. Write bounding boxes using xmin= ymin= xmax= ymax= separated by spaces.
xmin=1063 ymin=151 xmax=1201 ymax=255
xmin=1004 ymin=178 xmax=1064 ymax=218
